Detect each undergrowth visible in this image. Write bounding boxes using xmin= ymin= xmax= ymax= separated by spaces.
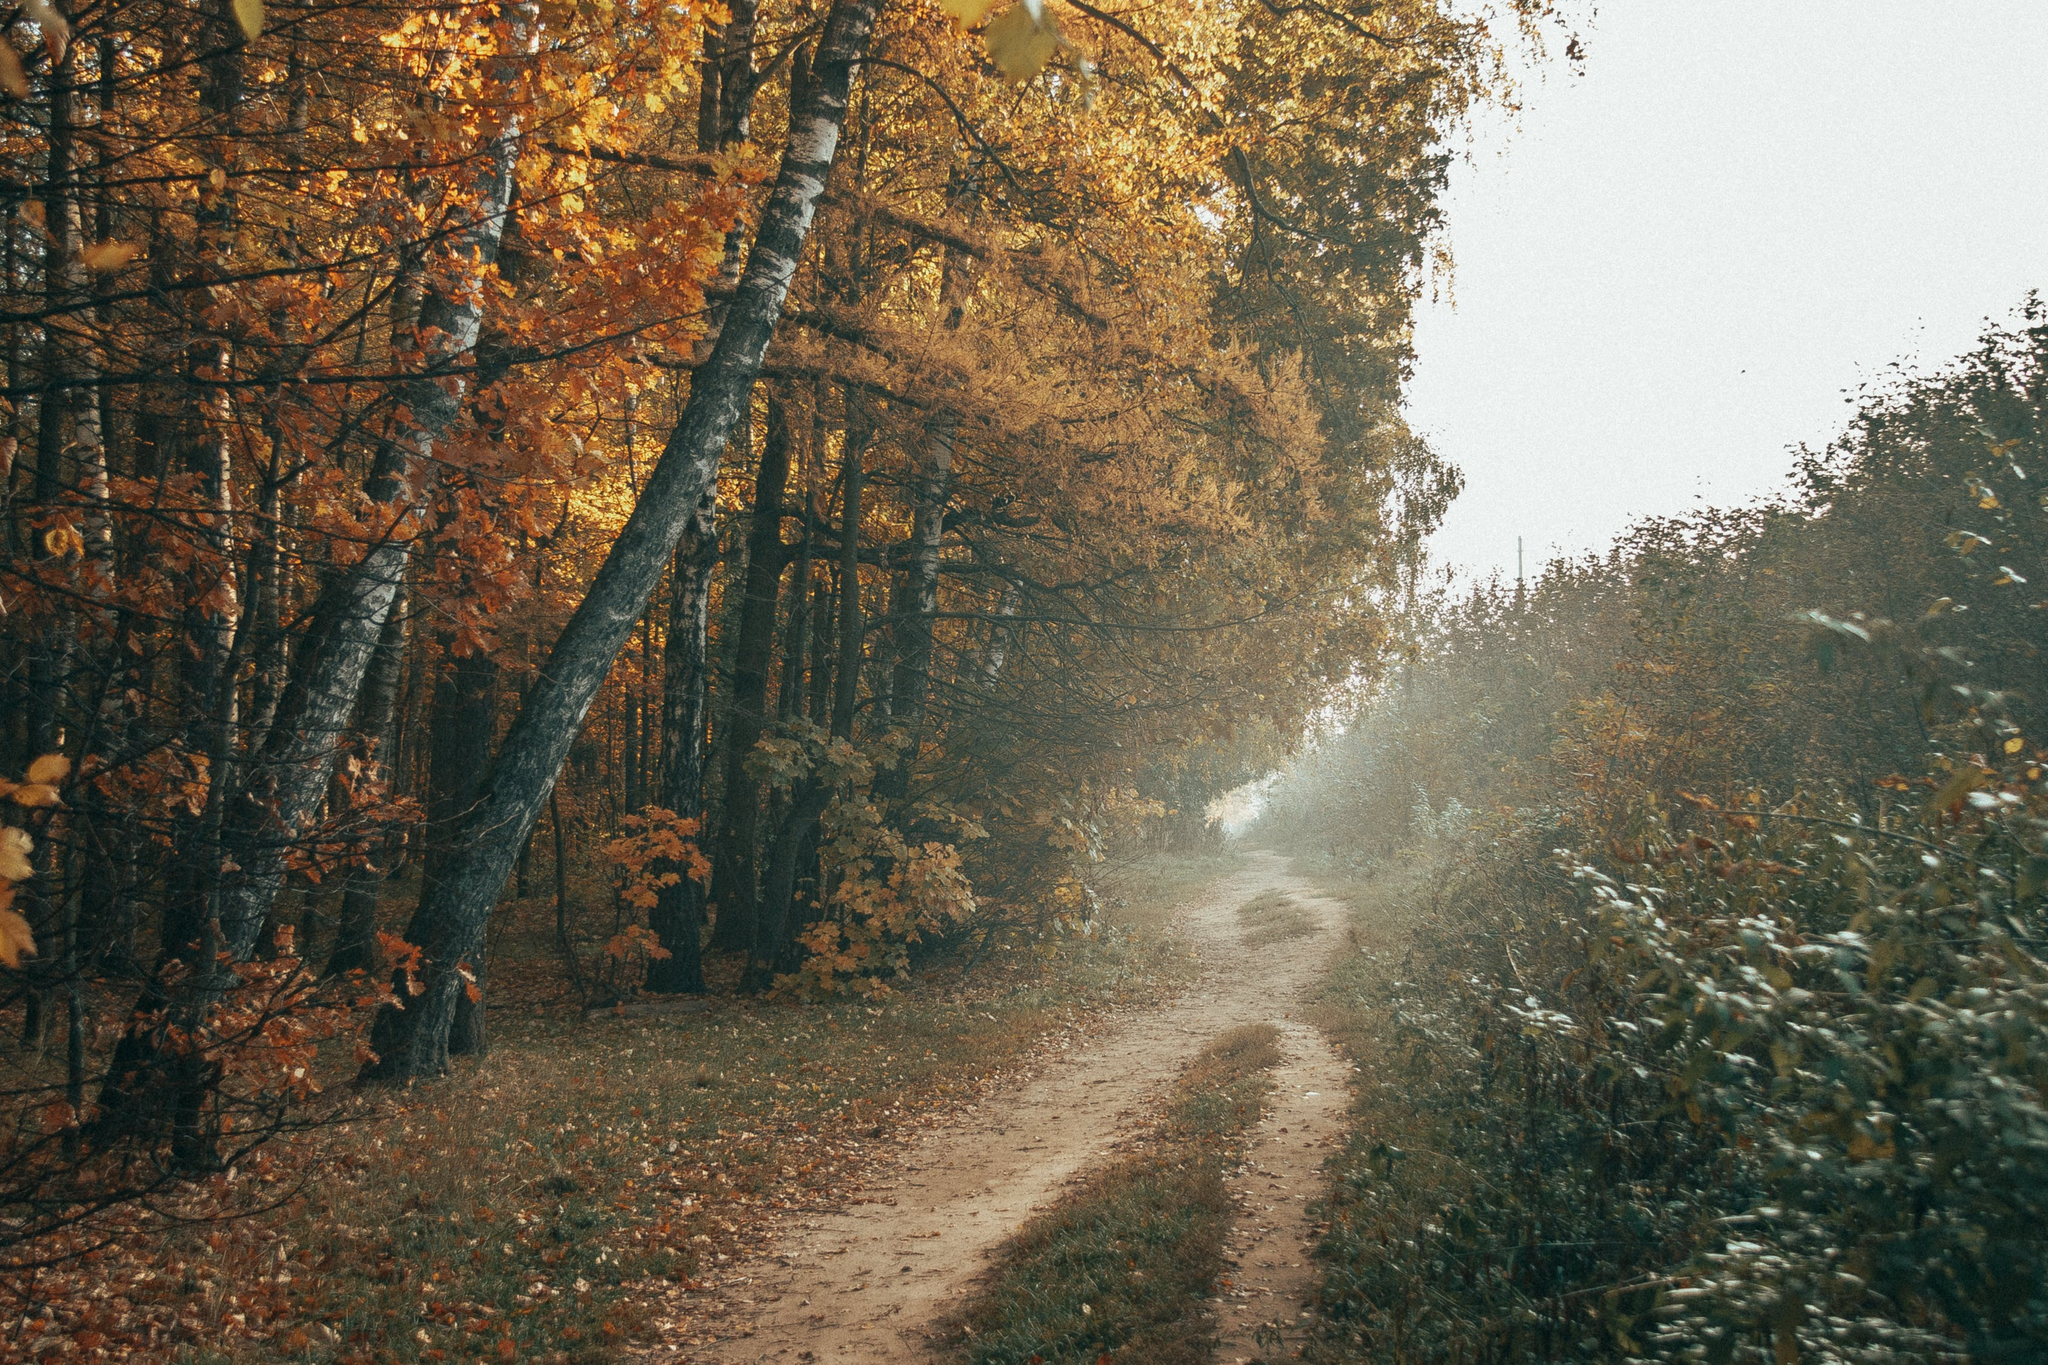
xmin=942 ymin=1022 xmax=1282 ymax=1365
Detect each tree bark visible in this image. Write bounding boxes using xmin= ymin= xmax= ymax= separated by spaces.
xmin=362 ymin=0 xmax=885 ymax=1077
xmin=707 ymin=389 xmax=793 ymax=952
xmin=742 ymin=781 xmax=833 ymax=992
xmin=208 ymin=74 xmax=526 ymax=967
xmin=325 ymin=573 xmax=410 ymax=978
xmin=423 ymin=635 xmax=498 ymax=1051
xmin=877 ymin=416 xmax=954 ymax=800
xmin=645 ymin=507 xmax=717 ymax=993
xmin=830 ymin=415 xmax=868 ymax=741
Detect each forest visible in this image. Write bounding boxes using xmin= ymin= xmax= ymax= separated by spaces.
xmin=0 ymin=0 xmax=1555 ymax=1353
xmin=2 ymin=0 xmax=2041 ymax=1358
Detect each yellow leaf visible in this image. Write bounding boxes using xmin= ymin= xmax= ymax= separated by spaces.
xmin=0 ymin=908 xmax=38 ymax=968
xmin=24 ymin=755 xmax=67 ymax=785
xmin=940 ymin=0 xmax=999 ymax=26
xmin=984 ymin=2 xmax=1060 ymax=81
xmin=43 ymin=524 xmax=84 ymax=557
xmin=7 ymin=785 xmax=60 ymax=809
xmin=233 ymin=0 xmax=263 ymax=41
xmin=0 ymin=828 xmax=31 ymax=882
xmin=0 ymin=41 xmax=28 ymax=100
xmin=79 ymin=240 xmax=139 ymax=272
xmin=2006 ymin=736 xmax=2026 ymax=754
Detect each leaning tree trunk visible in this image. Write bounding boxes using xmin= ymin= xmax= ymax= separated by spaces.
xmin=97 ymin=10 xmax=535 ymax=1150
xmin=706 ymin=388 xmax=793 ymax=953
xmin=206 ymin=93 xmax=527 ymax=968
xmin=362 ymin=0 xmax=886 ymax=1078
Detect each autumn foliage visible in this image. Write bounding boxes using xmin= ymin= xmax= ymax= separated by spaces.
xmin=0 ymin=0 xmax=1568 ymax=1301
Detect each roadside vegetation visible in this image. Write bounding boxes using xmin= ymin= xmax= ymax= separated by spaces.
xmin=1259 ymin=305 xmax=2048 ymax=1363
xmin=943 ymin=1022 xmax=1283 ymax=1365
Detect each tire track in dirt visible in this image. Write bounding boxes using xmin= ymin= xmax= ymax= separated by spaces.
xmin=667 ymin=851 xmax=1349 ymax=1364
xmin=1210 ymin=1018 xmax=1351 ymax=1364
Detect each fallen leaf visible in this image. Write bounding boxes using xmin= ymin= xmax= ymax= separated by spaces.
xmin=20 ymin=0 xmax=67 ymax=66
xmin=0 ymin=828 xmax=30 ymax=881
xmin=984 ymin=2 xmax=1060 ymax=81
xmin=0 ymin=42 xmax=28 ymax=99
xmin=0 ymin=907 xmax=33 ymax=968
xmin=939 ymin=0 xmax=999 ymax=25
xmin=79 ymin=240 xmax=140 ymax=272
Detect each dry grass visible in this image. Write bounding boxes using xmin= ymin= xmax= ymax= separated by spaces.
xmin=940 ymin=1023 xmax=1282 ymax=1365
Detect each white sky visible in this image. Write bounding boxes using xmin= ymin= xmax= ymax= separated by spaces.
xmin=1413 ymin=1 xmax=2048 ymax=584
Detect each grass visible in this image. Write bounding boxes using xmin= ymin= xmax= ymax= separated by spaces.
xmin=1233 ymin=889 xmax=1318 ymax=947
xmin=1290 ymin=852 xmax=1502 ymax=1363
xmin=3 ymin=852 xmax=1227 ymax=1365
xmin=941 ymin=1023 xmax=1283 ymax=1365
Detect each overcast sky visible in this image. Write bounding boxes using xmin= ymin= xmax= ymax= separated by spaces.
xmin=1412 ymin=1 xmax=2048 ymax=584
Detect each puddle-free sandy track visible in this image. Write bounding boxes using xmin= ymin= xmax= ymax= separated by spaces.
xmin=667 ymin=851 xmax=1351 ymax=1363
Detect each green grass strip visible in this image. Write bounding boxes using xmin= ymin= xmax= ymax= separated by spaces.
xmin=943 ymin=1024 xmax=1283 ymax=1365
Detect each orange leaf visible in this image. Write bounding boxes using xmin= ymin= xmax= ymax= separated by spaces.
xmin=0 ymin=42 xmax=27 ymax=100
xmin=79 ymin=240 xmax=139 ymax=273
xmin=24 ymin=755 xmax=68 ymax=785
xmin=0 ymin=908 xmax=34 ymax=968
xmin=20 ymin=0 xmax=67 ymax=66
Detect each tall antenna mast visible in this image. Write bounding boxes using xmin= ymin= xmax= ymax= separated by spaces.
xmin=1517 ymin=536 xmax=1524 ymax=591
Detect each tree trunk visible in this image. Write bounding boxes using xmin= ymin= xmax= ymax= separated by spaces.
xmin=742 ymin=781 xmax=833 ymax=992
xmin=645 ymin=509 xmax=717 ymax=993
xmin=325 ymin=573 xmax=410 ymax=978
xmin=707 ymin=389 xmax=793 ymax=952
xmin=423 ymin=635 xmax=498 ymax=1051
xmin=877 ymin=416 xmax=954 ymax=799
xmin=360 ymin=0 xmax=884 ymax=1077
xmin=750 ymin=408 xmax=868 ymax=983
xmin=776 ymin=491 xmax=815 ymax=721
xmin=830 ymin=415 xmax=867 ymax=741
xmin=207 ymin=87 xmax=526 ymax=966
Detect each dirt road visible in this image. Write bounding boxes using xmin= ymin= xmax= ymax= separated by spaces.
xmin=674 ymin=851 xmax=1352 ymax=1363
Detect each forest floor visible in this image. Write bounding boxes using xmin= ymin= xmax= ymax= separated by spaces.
xmin=0 ymin=851 xmax=1371 ymax=1365
xmin=666 ymin=849 xmax=1357 ymax=1364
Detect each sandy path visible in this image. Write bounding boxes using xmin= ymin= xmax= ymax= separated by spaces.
xmin=673 ymin=851 xmax=1349 ymax=1364
xmin=1212 ymin=1019 xmax=1350 ymax=1363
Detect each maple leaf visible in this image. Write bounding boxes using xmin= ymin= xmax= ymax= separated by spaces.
xmin=939 ymin=0 xmax=1000 ymax=25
